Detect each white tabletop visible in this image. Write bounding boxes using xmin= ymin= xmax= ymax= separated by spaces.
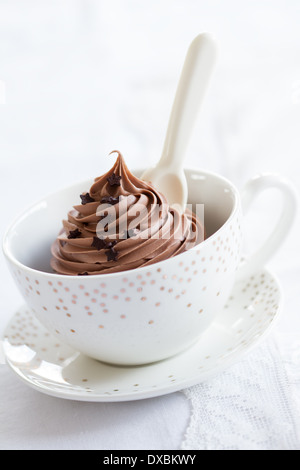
xmin=0 ymin=0 xmax=299 ymax=450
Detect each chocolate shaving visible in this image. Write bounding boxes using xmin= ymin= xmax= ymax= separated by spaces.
xmin=91 ymin=237 xmax=107 ymax=251
xmin=105 ymin=246 xmax=119 ymax=262
xmin=78 ymin=272 xmax=89 ymax=276
xmin=91 ymin=237 xmax=117 ymax=251
xmin=106 ymin=240 xmax=117 ymax=249
xmin=107 ymin=173 xmax=122 ymax=187
xmin=101 ymin=196 xmax=120 ymax=205
xmin=67 ymin=228 xmax=82 ymax=239
xmin=80 ymin=192 xmax=95 ymax=205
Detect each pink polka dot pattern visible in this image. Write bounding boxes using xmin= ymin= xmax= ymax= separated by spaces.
xmin=7 ymin=208 xmax=244 ymax=364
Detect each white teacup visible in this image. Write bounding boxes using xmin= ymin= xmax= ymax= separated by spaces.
xmin=3 ymin=168 xmax=297 ymax=365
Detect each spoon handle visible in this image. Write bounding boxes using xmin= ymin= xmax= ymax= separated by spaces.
xmin=159 ymin=33 xmax=217 ymax=170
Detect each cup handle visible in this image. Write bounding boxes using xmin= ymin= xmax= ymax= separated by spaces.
xmin=237 ymin=173 xmax=298 ymax=280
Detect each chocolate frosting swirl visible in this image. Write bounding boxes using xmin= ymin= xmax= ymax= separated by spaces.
xmin=51 ymin=151 xmax=204 ymax=275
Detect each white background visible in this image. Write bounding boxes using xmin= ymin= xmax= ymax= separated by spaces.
xmin=0 ymin=0 xmax=299 ymax=449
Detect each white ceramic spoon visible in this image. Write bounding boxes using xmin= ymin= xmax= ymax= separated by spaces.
xmin=141 ymin=33 xmax=217 ymax=212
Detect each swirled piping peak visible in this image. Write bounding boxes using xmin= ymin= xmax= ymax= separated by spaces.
xmin=51 ymin=151 xmax=205 ymax=275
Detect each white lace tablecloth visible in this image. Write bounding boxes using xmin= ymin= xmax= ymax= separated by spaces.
xmin=0 ymin=0 xmax=299 ymax=450
xmin=182 ymin=337 xmax=300 ymax=450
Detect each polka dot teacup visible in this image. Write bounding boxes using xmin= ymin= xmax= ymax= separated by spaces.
xmin=3 ymin=169 xmax=296 ymax=365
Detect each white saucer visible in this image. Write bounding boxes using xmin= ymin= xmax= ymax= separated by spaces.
xmin=2 ymin=268 xmax=282 ymax=402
